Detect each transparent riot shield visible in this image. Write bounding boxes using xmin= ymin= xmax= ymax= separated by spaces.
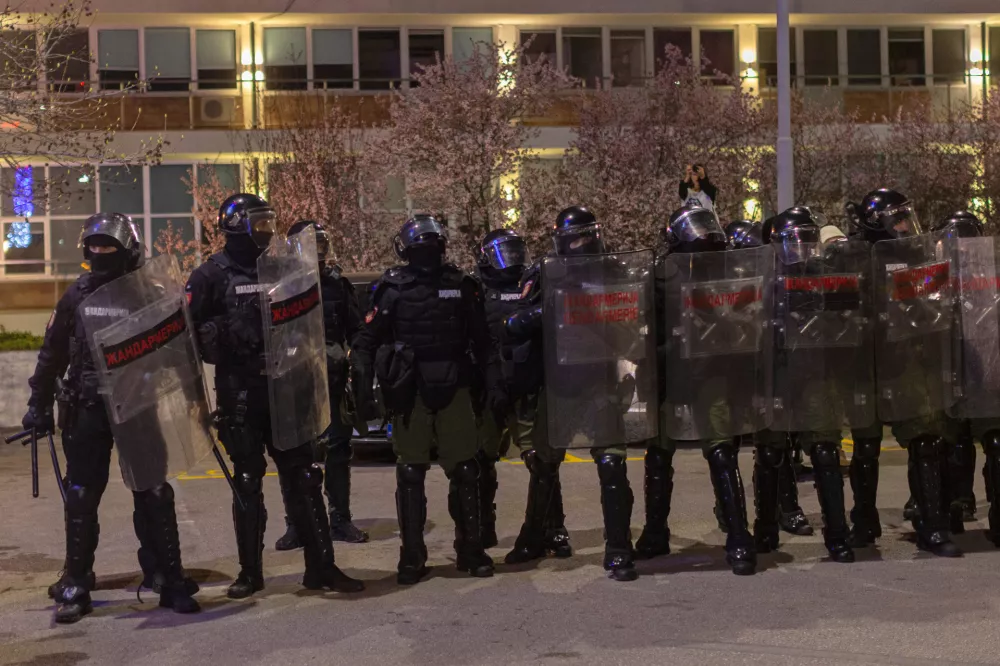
xmin=873 ymin=235 xmax=955 ymax=423
xmin=947 ymin=236 xmax=1000 ymax=419
xmin=662 ymin=245 xmax=773 ymax=441
xmin=257 ymin=231 xmax=331 ymax=451
xmin=79 ymin=255 xmax=214 ymax=491
xmin=542 ymin=250 xmax=658 ymax=449
xmin=771 ymin=241 xmax=876 ymax=433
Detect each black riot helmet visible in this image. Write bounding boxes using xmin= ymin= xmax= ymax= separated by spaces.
xmin=288 ymin=219 xmax=332 ymax=263
xmin=763 ymin=206 xmax=822 ymax=264
xmin=725 ymin=219 xmax=763 ymax=250
xmin=394 ymin=214 xmax=447 ymax=270
xmin=932 ymin=210 xmax=984 ymax=240
xmin=665 ymin=205 xmax=727 ymax=254
xmin=218 ymin=193 xmax=277 ymax=249
xmin=845 ymin=188 xmax=921 ymax=242
xmin=477 ymin=228 xmax=529 ymax=280
xmin=81 ymin=212 xmax=144 ymax=277
xmin=552 ymin=205 xmax=605 ymax=256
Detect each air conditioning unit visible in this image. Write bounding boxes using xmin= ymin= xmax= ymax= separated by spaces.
xmin=198 ymin=96 xmax=236 ymax=126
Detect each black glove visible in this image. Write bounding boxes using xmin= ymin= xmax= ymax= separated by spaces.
xmin=22 ymin=406 xmax=55 ymax=435
xmin=227 ymin=313 xmax=262 ymax=351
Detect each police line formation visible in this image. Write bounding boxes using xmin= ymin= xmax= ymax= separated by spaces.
xmin=16 ymin=188 xmax=1000 ymax=625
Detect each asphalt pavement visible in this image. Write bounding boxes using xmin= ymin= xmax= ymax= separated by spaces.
xmin=1 ymin=435 xmax=1000 ymax=666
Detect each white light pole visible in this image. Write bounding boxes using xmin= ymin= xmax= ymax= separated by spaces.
xmin=776 ymin=0 xmax=794 ymax=211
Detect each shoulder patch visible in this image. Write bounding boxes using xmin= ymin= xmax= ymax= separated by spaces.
xmin=520 ymin=280 xmax=534 ymax=299
xmin=438 ymin=289 xmax=462 ymax=299
xmin=46 ymin=310 xmax=56 ymax=330
xmin=365 ymin=306 xmax=378 ymax=324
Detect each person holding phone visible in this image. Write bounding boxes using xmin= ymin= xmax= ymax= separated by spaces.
xmin=680 ymin=164 xmax=718 ymax=213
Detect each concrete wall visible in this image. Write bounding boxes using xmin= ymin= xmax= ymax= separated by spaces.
xmin=0 ymin=312 xmax=52 ymax=337
xmin=0 ymin=352 xmax=39 ymax=428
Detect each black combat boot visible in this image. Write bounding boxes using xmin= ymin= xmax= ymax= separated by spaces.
xmin=980 ymin=432 xmax=1000 ymax=547
xmin=449 ymin=459 xmax=495 ymax=577
xmin=810 ymin=442 xmax=855 ymax=563
xmin=138 ymin=484 xmax=200 ymax=613
xmin=396 ymin=464 xmax=430 ymax=585
xmin=635 ymin=448 xmax=674 ymax=559
xmin=505 ymin=451 xmax=561 ymax=564
xmin=705 ymin=443 xmax=756 ymax=576
xmin=54 ymin=485 xmax=100 ymax=624
xmin=274 ymin=470 xmax=301 ymax=551
xmin=476 ymin=450 xmax=499 ymax=549
xmin=752 ymin=444 xmax=782 ymax=553
xmin=325 ymin=447 xmax=370 ymax=544
xmin=909 ymin=436 xmax=962 ymax=558
xmin=227 ymin=473 xmax=266 ymax=599
xmin=948 ymin=434 xmax=977 ymax=530
xmin=595 ymin=454 xmax=637 ymax=582
xmin=848 ymin=437 xmax=882 ymax=547
xmin=543 ymin=472 xmax=573 ymax=558
xmin=291 ymin=464 xmax=365 ymax=593
xmin=777 ymin=445 xmax=813 ymax=536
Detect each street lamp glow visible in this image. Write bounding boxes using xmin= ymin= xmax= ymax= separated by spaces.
xmin=741 ymin=48 xmax=756 ymax=65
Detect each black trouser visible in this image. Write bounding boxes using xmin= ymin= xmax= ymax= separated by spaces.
xmin=60 ymin=401 xmax=186 ymax=592
xmin=216 ymin=381 xmax=316 ymax=581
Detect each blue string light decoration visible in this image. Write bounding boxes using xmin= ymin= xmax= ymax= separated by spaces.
xmin=6 ymin=167 xmax=35 ymax=250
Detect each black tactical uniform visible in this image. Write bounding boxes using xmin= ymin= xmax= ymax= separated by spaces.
xmin=846 ymin=189 xmax=961 ymax=557
xmin=186 ymin=194 xmax=365 ymax=597
xmin=274 ymin=221 xmax=369 ymax=551
xmin=719 ymin=220 xmax=813 ymax=539
xmin=24 ymin=213 xmax=199 ymax=623
xmin=476 ymin=229 xmax=573 ymax=563
xmin=353 ymin=215 xmax=497 ymax=584
xmin=642 ymin=205 xmax=759 ymax=575
xmin=759 ymin=207 xmax=855 ymax=563
xmin=932 ymin=211 xmax=1000 ymax=546
xmin=505 ymin=206 xmax=638 ymax=581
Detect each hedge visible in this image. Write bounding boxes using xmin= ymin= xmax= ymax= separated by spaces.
xmin=0 ymin=326 xmax=44 ymax=351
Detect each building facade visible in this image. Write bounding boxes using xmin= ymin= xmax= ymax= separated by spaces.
xmin=1 ymin=1 xmax=998 ymax=330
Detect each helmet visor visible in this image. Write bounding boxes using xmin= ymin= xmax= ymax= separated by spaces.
xmin=673 ymin=209 xmax=726 ymax=245
xmin=553 ymin=222 xmax=605 ymax=256
xmin=400 ymin=217 xmax=447 ymax=249
xmin=484 ymin=235 xmax=529 ymax=270
xmin=315 ymin=228 xmax=332 ymax=262
xmin=82 ymin=215 xmax=142 ymax=251
xmin=248 ymin=209 xmax=277 ymax=249
xmin=877 ymin=203 xmax=921 ymax=238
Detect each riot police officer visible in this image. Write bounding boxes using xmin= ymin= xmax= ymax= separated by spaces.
xmin=760 ymin=207 xmax=862 ymax=563
xmin=186 ymin=194 xmax=365 ymax=596
xmin=506 ymin=206 xmax=643 ymax=581
xmin=274 ymin=221 xmax=369 ymax=551
xmin=933 ymin=210 xmax=1000 ymax=545
xmin=722 ymin=220 xmax=814 ymax=539
xmin=847 ymin=189 xmax=961 ymax=557
xmin=24 ymin=213 xmax=200 ymax=623
xmin=647 ymin=205 xmax=762 ymax=575
xmin=483 ymin=229 xmax=574 ymax=564
xmin=353 ymin=215 xmax=497 ymax=584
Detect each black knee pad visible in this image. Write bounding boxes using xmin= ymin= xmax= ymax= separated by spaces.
xmin=645 ymin=447 xmax=673 ymax=469
xmin=450 ymin=458 xmax=480 ymax=484
xmin=755 ymin=444 xmax=784 ymax=469
xmin=911 ymin=436 xmax=946 ymax=460
xmin=65 ymin=483 xmax=100 ymax=515
xmin=396 ymin=463 xmax=428 ymax=486
xmin=293 ymin=463 xmax=324 ymax=491
xmin=234 ymin=471 xmax=263 ymax=497
xmin=810 ymin=442 xmax=841 ymax=468
xmin=595 ymin=454 xmax=627 ymax=484
xmin=852 ymin=438 xmax=881 ymax=461
xmin=705 ymin=441 xmax=738 ymax=466
xmin=982 ymin=431 xmax=1000 ymax=456
xmin=326 ymin=440 xmax=353 ymax=465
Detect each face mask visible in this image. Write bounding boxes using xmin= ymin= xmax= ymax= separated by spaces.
xmin=89 ymin=251 xmax=128 ymax=278
xmin=226 ymin=233 xmax=268 ymax=266
xmin=407 ymin=243 xmax=444 ymax=271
